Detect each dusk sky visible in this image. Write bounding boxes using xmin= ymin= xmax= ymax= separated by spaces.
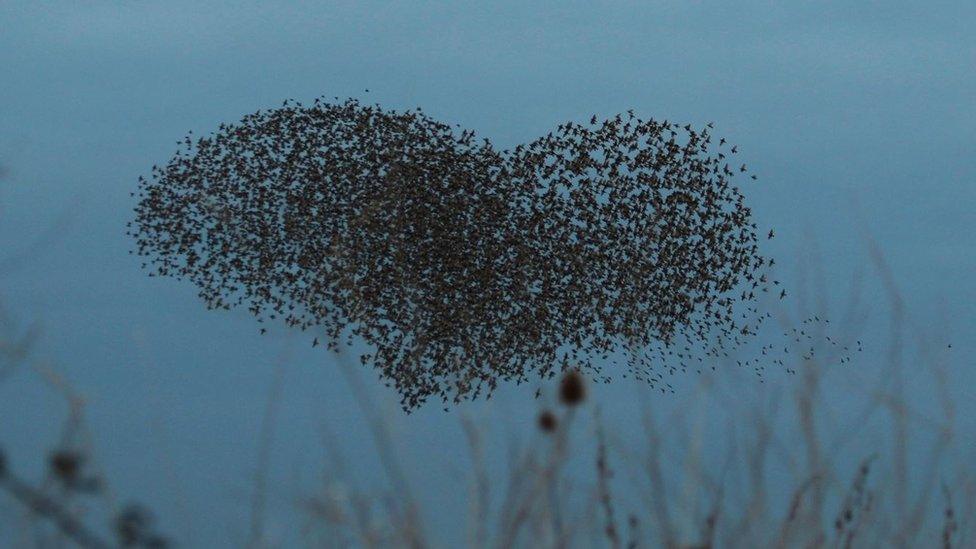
xmin=1 ymin=2 xmax=973 ymax=547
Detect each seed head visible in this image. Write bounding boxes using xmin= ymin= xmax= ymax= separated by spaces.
xmin=49 ymin=450 xmax=81 ymax=484
xmin=538 ymin=410 xmax=558 ymax=432
xmin=559 ymin=370 xmax=586 ymax=406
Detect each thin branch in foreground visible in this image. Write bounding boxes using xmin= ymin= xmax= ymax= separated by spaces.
xmin=0 ymin=467 xmax=112 ymax=549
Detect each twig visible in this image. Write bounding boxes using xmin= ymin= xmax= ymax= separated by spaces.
xmin=0 ymin=472 xmax=112 ymax=549
xmin=248 ymin=355 xmax=288 ymax=547
xmin=332 ymin=347 xmax=427 ymax=548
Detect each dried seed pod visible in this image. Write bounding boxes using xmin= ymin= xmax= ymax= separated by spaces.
xmin=559 ymin=370 xmax=586 ymax=406
xmin=538 ymin=410 xmax=558 ymax=432
xmin=49 ymin=450 xmax=81 ymax=484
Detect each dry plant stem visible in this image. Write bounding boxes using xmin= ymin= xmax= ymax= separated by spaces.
xmin=461 ymin=416 xmax=489 ymax=549
xmin=775 ymin=474 xmax=822 ymax=548
xmin=595 ymin=410 xmax=621 ymax=549
xmin=638 ymin=403 xmax=676 ymax=547
xmin=332 ymin=347 xmax=427 ymax=548
xmin=699 ymin=438 xmax=734 ymax=548
xmin=862 ymin=219 xmax=926 ymax=548
xmin=547 ymin=407 xmax=579 ymax=544
xmin=545 ymin=425 xmax=564 ymax=544
xmin=248 ymin=355 xmax=287 ymax=548
xmin=941 ymin=482 xmax=959 ymax=549
xmin=797 ymin=338 xmax=824 ymax=530
xmin=0 ymin=473 xmax=111 ymax=549
xmin=0 ymin=316 xmax=40 ymax=382
xmin=497 ymin=408 xmax=575 ymax=548
xmin=732 ymin=400 xmax=774 ymax=543
xmin=494 ymin=436 xmax=536 ymax=548
xmin=0 ymin=295 xmax=119 ymax=547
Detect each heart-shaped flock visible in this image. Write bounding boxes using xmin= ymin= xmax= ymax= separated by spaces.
xmin=130 ymin=97 xmax=776 ymax=410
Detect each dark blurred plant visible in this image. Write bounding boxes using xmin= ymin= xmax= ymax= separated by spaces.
xmin=115 ymin=504 xmax=170 ymax=548
xmin=0 ymin=163 xmax=170 ymax=548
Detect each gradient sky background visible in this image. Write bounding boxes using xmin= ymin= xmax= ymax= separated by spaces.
xmin=1 ymin=2 xmax=974 ymax=546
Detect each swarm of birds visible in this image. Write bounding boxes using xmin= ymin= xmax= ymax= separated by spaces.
xmin=129 ymin=96 xmax=786 ymax=410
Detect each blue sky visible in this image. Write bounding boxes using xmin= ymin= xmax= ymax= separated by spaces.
xmin=1 ymin=1 xmax=973 ymax=546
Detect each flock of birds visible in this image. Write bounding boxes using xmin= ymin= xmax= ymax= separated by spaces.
xmin=128 ymin=96 xmax=860 ymax=410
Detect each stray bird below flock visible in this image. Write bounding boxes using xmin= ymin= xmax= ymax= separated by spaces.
xmin=128 ymin=96 xmax=847 ymax=411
